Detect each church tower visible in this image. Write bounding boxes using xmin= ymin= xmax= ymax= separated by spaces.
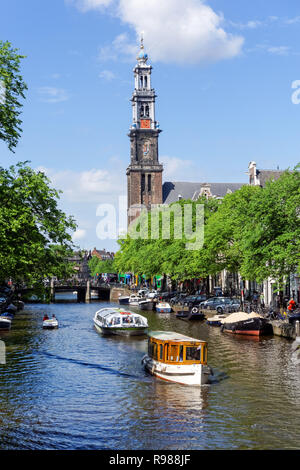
xmin=127 ymin=38 xmax=163 ymax=226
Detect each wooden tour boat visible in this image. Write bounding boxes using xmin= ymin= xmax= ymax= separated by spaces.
xmin=142 ymin=331 xmax=212 ymax=386
xmin=93 ymin=308 xmax=148 ymax=336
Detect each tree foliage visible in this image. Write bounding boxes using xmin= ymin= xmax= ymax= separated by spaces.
xmin=0 ymin=40 xmax=27 ymax=152
xmin=0 ymin=162 xmax=77 ymax=284
xmin=88 ymin=256 xmax=116 ymax=276
xmin=115 ymin=167 xmax=300 ymax=285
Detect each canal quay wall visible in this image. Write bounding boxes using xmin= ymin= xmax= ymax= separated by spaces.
xmin=270 ymin=320 xmax=297 ymax=340
xmin=110 ymin=286 xmax=131 ymax=302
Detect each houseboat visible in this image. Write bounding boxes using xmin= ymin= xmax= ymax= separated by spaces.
xmin=141 ymin=331 xmax=212 ymax=386
xmin=220 ymin=311 xmax=272 ymax=336
xmin=93 ymin=307 xmax=148 ymax=336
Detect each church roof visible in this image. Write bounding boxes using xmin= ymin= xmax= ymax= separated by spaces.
xmin=256 ymin=169 xmax=285 ymax=187
xmin=163 ymin=181 xmax=246 ymax=204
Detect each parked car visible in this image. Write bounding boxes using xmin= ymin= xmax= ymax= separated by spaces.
xmin=215 ymin=298 xmax=241 ymax=314
xmin=170 ymin=293 xmax=188 ymax=305
xmin=199 ymin=297 xmax=230 ymax=310
xmin=184 ymin=295 xmax=207 ymax=308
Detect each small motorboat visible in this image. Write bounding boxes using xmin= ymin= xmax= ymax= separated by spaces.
xmin=176 ymin=310 xmax=189 ymax=319
xmin=220 ymin=312 xmax=273 ymax=336
xmin=118 ymin=294 xmax=130 ymax=305
xmin=138 ymin=299 xmax=154 ymax=311
xmin=1 ymin=312 xmax=14 ymax=320
xmin=93 ymin=308 xmax=148 ymax=336
xmin=43 ymin=317 xmax=59 ymax=329
xmin=156 ymin=302 xmax=172 ymax=313
xmin=6 ymin=304 xmax=17 ymax=314
xmin=129 ymin=294 xmax=142 ymax=306
xmin=187 ymin=309 xmax=205 ymax=321
xmin=0 ymin=317 xmax=11 ymax=331
xmin=142 ymin=331 xmax=212 ymax=386
xmin=207 ymin=314 xmax=227 ymax=327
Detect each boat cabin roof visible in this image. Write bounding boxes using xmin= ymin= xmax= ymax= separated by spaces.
xmin=96 ymin=308 xmax=145 ymax=319
xmin=148 ymin=331 xmax=206 ymax=344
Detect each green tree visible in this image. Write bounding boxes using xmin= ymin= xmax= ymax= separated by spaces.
xmin=0 ymin=40 xmax=27 ymax=152
xmin=0 ymin=162 xmax=77 ymax=285
xmin=88 ymin=256 xmax=116 ymax=276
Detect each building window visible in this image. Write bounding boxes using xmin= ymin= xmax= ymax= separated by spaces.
xmin=145 ymin=105 xmax=150 ymax=117
xmin=141 ymin=174 xmax=145 ymax=193
xmin=144 ymin=76 xmax=147 ymax=88
xmin=148 ymin=174 xmax=151 ymax=192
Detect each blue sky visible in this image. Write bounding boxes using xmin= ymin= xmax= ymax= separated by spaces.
xmin=1 ymin=0 xmax=300 ymax=251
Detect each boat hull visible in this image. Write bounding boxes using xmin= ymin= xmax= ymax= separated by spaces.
xmin=139 ymin=302 xmax=154 ymax=311
xmin=142 ymin=355 xmax=210 ymax=386
xmin=118 ymin=297 xmax=129 ymax=305
xmin=94 ymin=321 xmax=147 ymax=336
xmin=43 ymin=320 xmax=58 ymax=329
xmin=221 ymin=317 xmax=272 ymax=336
xmin=0 ymin=319 xmax=11 ymax=331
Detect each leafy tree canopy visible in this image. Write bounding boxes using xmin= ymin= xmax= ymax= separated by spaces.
xmin=0 ymin=40 xmax=27 ymax=152
xmin=0 ymin=162 xmax=77 ymax=285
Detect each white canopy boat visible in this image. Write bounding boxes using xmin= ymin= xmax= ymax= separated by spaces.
xmin=93 ymin=307 xmax=148 ymax=336
xmin=43 ymin=318 xmax=59 ymax=329
xmin=142 ymin=331 xmax=212 ymax=386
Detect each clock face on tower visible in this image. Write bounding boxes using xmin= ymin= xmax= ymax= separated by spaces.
xmin=140 ymin=119 xmax=151 ymax=129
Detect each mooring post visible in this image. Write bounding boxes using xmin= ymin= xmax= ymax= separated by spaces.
xmin=50 ymin=278 xmax=55 ymax=303
xmin=296 ymin=320 xmax=300 ymax=338
xmin=85 ymin=280 xmax=91 ymax=303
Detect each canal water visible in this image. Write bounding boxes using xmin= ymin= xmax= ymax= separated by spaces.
xmin=0 ymin=295 xmax=299 ymax=450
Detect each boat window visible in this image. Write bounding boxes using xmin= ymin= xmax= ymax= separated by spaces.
xmin=186 ymin=346 xmax=201 ymax=361
xmin=159 ymin=344 xmax=163 ymax=360
xmin=169 ymin=345 xmax=178 ymax=362
xmin=179 ymin=345 xmax=184 ymax=362
xmin=149 ymin=341 xmax=158 ymax=359
xmin=113 ymin=317 xmax=121 ymax=325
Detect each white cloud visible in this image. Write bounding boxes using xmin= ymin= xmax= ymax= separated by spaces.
xmin=66 ymin=0 xmax=113 ymax=12
xmin=99 ymin=70 xmax=116 ymax=80
xmin=160 ymin=156 xmax=200 ymax=181
xmin=70 ymin=0 xmax=244 ymax=64
xmin=267 ymin=46 xmax=290 ymax=56
xmin=38 ymin=87 xmax=69 ymax=103
xmin=72 ymin=229 xmax=87 ymax=241
xmin=38 ymin=166 xmax=126 ymax=203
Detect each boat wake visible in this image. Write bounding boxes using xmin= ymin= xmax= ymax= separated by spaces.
xmin=40 ymin=351 xmax=142 ymax=380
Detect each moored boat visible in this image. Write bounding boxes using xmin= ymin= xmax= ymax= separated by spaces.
xmin=0 ymin=317 xmax=11 ymax=331
xmin=138 ymin=299 xmax=154 ymax=311
xmin=220 ymin=312 xmax=272 ymax=336
xmin=156 ymin=302 xmax=172 ymax=313
xmin=142 ymin=331 xmax=212 ymax=386
xmin=129 ymin=294 xmax=142 ymax=306
xmin=93 ymin=308 xmax=148 ymax=336
xmin=118 ymin=294 xmax=130 ymax=305
xmin=207 ymin=314 xmax=227 ymax=327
